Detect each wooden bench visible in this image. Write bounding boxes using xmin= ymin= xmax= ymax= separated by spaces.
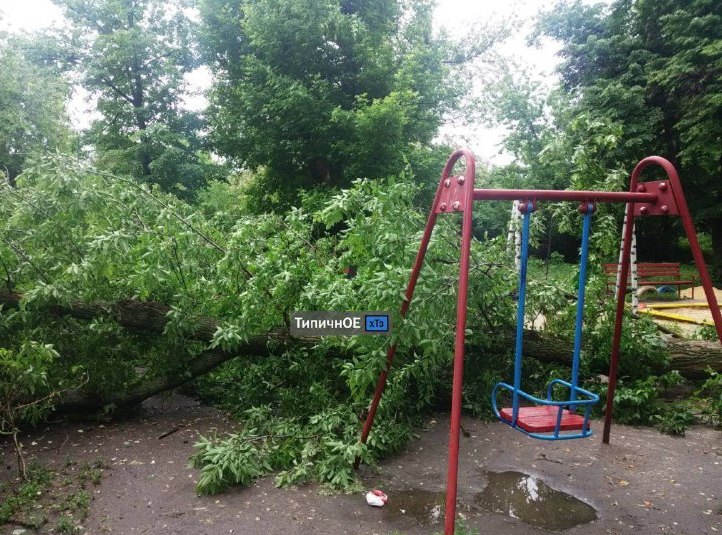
xmin=603 ymin=262 xmax=695 ymax=299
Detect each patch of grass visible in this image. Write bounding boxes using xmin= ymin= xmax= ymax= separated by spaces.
xmin=654 ymin=407 xmax=695 ymax=436
xmin=694 ymin=371 xmax=722 ymax=427
xmin=528 ymin=257 xmax=577 ymax=286
xmin=57 ymin=513 xmax=79 ymax=534
xmin=57 ymin=490 xmax=91 ymax=519
xmin=79 ymin=460 xmax=104 ymax=487
xmin=0 ymin=457 xmax=105 ymax=533
xmin=679 ymin=263 xmax=700 ymax=280
xmin=0 ymin=463 xmax=53 ymax=524
xmin=695 ymin=324 xmax=718 ymax=341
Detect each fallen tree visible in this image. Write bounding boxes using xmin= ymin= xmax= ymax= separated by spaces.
xmin=1 ymin=289 xmax=720 ymax=413
xmin=0 ymin=290 xmax=292 ymax=413
xmin=515 ymin=328 xmax=719 ymax=380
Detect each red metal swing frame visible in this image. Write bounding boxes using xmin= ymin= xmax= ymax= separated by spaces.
xmin=355 ymin=149 xmax=722 ymax=535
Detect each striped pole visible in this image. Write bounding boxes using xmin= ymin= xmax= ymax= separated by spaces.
xmin=506 ymin=200 xmax=522 ymax=270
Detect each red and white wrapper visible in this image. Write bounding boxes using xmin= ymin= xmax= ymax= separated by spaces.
xmin=365 ymin=489 xmax=388 ymax=507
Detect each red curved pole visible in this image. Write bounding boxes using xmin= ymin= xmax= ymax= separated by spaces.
xmin=443 ymin=152 xmax=475 ymax=535
xmin=602 ymin=156 xmax=722 ymax=443
xmin=355 ymin=149 xmax=476 ymax=479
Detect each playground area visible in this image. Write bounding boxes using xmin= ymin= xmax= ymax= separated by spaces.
xmin=2 ymin=152 xmax=722 ymax=534
xmin=353 ymin=151 xmax=722 ymax=534
xmin=1 ymin=394 xmax=720 ymax=535
xmin=637 ymin=286 xmax=722 ymax=337
xmin=3 ymin=2 xmax=722 ymax=534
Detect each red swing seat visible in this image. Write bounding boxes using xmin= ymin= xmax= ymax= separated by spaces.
xmin=499 ymin=406 xmax=588 ymax=434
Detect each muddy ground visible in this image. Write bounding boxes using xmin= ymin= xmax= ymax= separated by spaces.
xmin=2 ymin=395 xmax=721 ymax=535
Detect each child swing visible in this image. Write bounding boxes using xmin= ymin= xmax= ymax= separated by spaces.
xmin=492 ymin=201 xmax=599 ymax=439
xmin=355 ymin=149 xmax=722 ymax=535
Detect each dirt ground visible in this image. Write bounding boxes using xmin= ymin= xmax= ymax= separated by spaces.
xmin=2 ymin=395 xmax=721 ymax=535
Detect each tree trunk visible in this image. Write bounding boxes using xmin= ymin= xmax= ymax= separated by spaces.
xmin=710 ymin=216 xmax=722 ymax=282
xmin=505 ymin=328 xmax=719 ymax=380
xmin=0 ymin=289 xmax=290 ymax=414
xmin=126 ymin=6 xmax=151 ymax=178
xmin=6 ymin=169 xmax=17 ymax=188
xmin=2 ymin=290 xmax=722 ymax=414
xmin=55 ymin=347 xmax=257 ymax=414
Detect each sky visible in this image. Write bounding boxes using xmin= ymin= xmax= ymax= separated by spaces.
xmin=433 ymin=0 xmax=565 ymax=163
xmin=0 ymin=0 xmax=573 ymax=164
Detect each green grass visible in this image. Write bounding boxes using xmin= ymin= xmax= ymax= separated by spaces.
xmin=0 ymin=464 xmax=53 ymax=526
xmin=56 ymin=513 xmax=79 ymax=534
xmin=0 ymin=457 xmax=105 ymax=532
xmin=527 ymin=257 xmax=578 ymax=286
xmin=531 ymin=259 xmax=704 ymax=300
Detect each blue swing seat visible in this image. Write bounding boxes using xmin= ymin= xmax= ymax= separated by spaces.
xmin=492 ymin=379 xmax=599 ymax=440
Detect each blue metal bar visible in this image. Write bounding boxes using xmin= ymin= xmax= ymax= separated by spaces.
xmin=546 ymin=378 xmax=595 ymax=401
xmin=570 ymin=205 xmax=594 ymax=406
xmin=494 ymin=381 xmax=600 ymax=409
xmin=511 ymin=208 xmax=533 ymax=425
xmin=515 ymin=426 xmax=593 ymax=441
xmin=554 ymin=406 xmax=563 ymax=438
xmin=584 ymin=406 xmax=593 ymax=433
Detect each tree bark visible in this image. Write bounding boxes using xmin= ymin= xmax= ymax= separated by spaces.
xmin=55 ymin=347 xmax=258 ymax=414
xmin=503 ymin=328 xmax=720 ymax=380
xmin=710 ymin=216 xmax=722 ymax=282
xmin=2 ymin=289 xmax=721 ymax=414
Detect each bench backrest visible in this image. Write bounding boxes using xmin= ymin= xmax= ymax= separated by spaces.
xmin=603 ymin=262 xmax=682 ymax=280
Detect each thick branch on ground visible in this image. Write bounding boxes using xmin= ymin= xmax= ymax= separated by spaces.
xmin=0 ymin=289 xmax=289 ymax=414
xmin=503 ymin=329 xmax=720 ymax=380
xmin=0 ymin=288 xmax=220 ymax=341
xmin=55 ymin=347 xmax=259 ymax=413
xmin=1 ymin=289 xmax=721 ymax=415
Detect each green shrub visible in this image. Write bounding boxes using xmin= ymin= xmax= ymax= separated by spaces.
xmin=694 ymin=371 xmax=722 ymax=427
xmin=654 ymin=407 xmax=695 ymax=436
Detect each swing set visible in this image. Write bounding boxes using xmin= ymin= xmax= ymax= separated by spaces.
xmin=355 ymin=149 xmax=722 ymax=535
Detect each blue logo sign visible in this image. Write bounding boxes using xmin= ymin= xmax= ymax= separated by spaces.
xmin=365 ymin=315 xmax=389 ymax=333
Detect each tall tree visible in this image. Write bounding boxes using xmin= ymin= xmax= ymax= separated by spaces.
xmin=535 ymin=0 xmax=722 ymax=272
xmin=0 ymin=32 xmax=72 ymax=185
xmin=199 ymin=0 xmax=462 ymax=208
xmin=51 ymin=0 xmax=222 ymax=198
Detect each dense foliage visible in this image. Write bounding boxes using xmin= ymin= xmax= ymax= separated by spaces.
xmin=0 ymin=157 xmax=512 ymax=489
xmin=47 ymin=0 xmax=224 ymax=197
xmin=0 ymin=32 xmax=73 ymax=184
xmin=533 ymin=0 xmax=722 ymax=271
xmin=199 ymin=0 xmax=469 ymax=208
xmin=0 ymin=156 xmax=682 ymax=493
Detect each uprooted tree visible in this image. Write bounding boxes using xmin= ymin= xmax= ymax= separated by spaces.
xmin=1 ymin=158 xmax=720 ymax=492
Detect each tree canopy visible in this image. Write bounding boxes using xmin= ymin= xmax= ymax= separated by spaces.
xmin=200 ymin=0 xmax=461 ymax=208
xmin=49 ymin=0 xmax=223 ymax=198
xmin=0 ymin=32 xmax=72 ymax=185
xmin=534 ymin=0 xmax=722 ymax=270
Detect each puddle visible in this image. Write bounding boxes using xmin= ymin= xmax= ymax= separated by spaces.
xmin=380 ymin=489 xmax=446 ymax=526
xmin=477 ymin=471 xmax=597 ymax=530
xmin=379 ymin=472 xmax=596 ymax=530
